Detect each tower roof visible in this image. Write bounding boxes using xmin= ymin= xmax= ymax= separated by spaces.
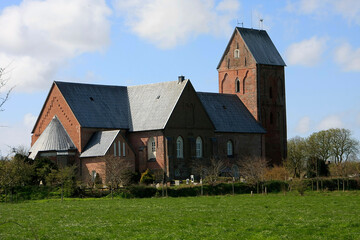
xmin=217 ymin=27 xmax=286 ymax=69
xmin=29 ymin=116 xmax=76 ymax=159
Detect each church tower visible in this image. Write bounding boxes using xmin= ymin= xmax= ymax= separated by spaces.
xmin=217 ymin=27 xmax=287 ymax=165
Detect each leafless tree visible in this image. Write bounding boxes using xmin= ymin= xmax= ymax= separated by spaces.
xmin=104 ymin=155 xmax=133 ymax=199
xmin=238 ymin=156 xmax=268 ymax=193
xmin=0 ymin=67 xmax=14 ymax=112
xmin=328 ymin=128 xmax=359 ymax=165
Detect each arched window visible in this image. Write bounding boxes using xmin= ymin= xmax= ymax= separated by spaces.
xmin=227 ymin=140 xmax=233 ymax=157
xmin=196 ymin=137 xmax=203 ymax=158
xmin=147 ymin=137 xmax=156 ymax=160
xmin=234 ymin=49 xmax=240 ymax=58
xmin=243 ymin=78 xmax=246 ymax=94
xmin=235 ymin=78 xmax=240 ymax=93
xmin=176 ymin=136 xmax=184 ymax=158
xmin=227 ymin=59 xmax=230 ymax=69
xmin=270 ymin=112 xmax=273 ymax=125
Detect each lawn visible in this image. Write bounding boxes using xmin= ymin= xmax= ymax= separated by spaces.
xmin=0 ymin=191 xmax=359 ymax=239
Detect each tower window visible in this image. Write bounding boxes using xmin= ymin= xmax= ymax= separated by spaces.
xmin=270 ymin=112 xmax=273 ymax=125
xmin=269 ymin=87 xmax=273 ymax=99
xmin=234 ymin=49 xmax=240 ymax=58
xmin=235 ymin=78 xmax=240 ymax=93
xmin=243 ymin=78 xmax=246 ymax=94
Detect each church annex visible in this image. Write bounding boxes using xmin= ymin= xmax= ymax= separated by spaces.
xmin=29 ymin=27 xmax=286 ymax=182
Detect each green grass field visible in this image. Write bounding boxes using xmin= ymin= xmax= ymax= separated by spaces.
xmin=1 ymin=191 xmax=359 ymax=240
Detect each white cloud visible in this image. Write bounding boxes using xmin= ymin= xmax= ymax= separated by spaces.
xmin=295 ymin=116 xmax=311 ymax=134
xmin=285 ymin=37 xmax=326 ymax=66
xmin=0 ymin=0 xmax=111 ymax=92
xmin=334 ymin=43 xmax=360 ymax=72
xmin=317 ymin=115 xmax=344 ymax=130
xmin=113 ymin=0 xmax=240 ymax=49
xmin=288 ymin=0 xmax=360 ymax=25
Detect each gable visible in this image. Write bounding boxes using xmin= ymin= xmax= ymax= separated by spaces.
xmin=80 ymin=130 xmax=120 ymax=158
xmin=165 ymin=81 xmax=214 ymax=130
xmin=217 ymin=27 xmax=286 ymax=69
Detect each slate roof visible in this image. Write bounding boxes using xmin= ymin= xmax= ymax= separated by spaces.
xmin=217 ymin=27 xmax=286 ymax=69
xmin=29 ymin=116 xmax=76 ymax=159
xmin=55 ymin=81 xmax=129 ymax=129
xmin=127 ymin=80 xmax=188 ymax=131
xmin=54 ymin=80 xmax=188 ymax=132
xmin=80 ymin=130 xmax=120 ymax=158
xmin=197 ymin=92 xmax=266 ymax=133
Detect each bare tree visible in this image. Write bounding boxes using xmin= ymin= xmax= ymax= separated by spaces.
xmin=285 ymin=137 xmax=308 ymax=178
xmin=104 ymin=155 xmax=133 ymax=199
xmin=238 ymin=156 xmax=268 ymax=193
xmin=0 ymin=67 xmax=13 ymax=112
xmin=329 ymin=128 xmax=359 ymax=165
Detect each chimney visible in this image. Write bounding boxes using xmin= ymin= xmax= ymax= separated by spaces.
xmin=178 ymin=75 xmax=185 ymax=83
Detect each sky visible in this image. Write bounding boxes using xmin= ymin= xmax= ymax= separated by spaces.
xmin=0 ymin=0 xmax=359 ymax=156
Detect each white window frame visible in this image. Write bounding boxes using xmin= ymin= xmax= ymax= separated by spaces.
xmin=196 ymin=136 xmax=202 ymax=158
xmin=148 ymin=137 xmax=156 ymax=160
xmin=176 ymin=136 xmax=184 ymax=158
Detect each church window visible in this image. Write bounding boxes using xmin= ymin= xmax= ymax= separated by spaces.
xmin=176 ymin=136 xmax=184 ymax=158
xmin=118 ymin=141 xmax=121 ymax=157
xmin=269 ymin=87 xmax=273 ymax=99
xmin=92 ymin=170 xmax=97 ymax=181
xmin=270 ymin=112 xmax=273 ymax=125
xmin=227 ymin=59 xmax=230 ymax=69
xmin=123 ymin=142 xmax=126 ymax=157
xmin=148 ymin=137 xmax=156 ymax=160
xmin=227 ymin=140 xmax=233 ymax=157
xmin=196 ymin=137 xmax=203 ymax=158
xmin=234 ymin=49 xmax=240 ymax=58
xmin=243 ymin=78 xmax=246 ymax=94
xmin=235 ymin=78 xmax=240 ymax=93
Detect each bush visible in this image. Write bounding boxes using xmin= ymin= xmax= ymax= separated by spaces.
xmin=264 ymin=180 xmax=289 ymax=193
xmin=139 ymin=169 xmax=155 ymax=185
xmin=127 ymin=185 xmax=157 ymax=198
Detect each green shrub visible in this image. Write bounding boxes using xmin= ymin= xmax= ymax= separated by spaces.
xmin=127 ymin=185 xmax=157 ymax=198
xmin=139 ymin=169 xmax=155 ymax=185
xmin=264 ymin=180 xmax=289 ymax=193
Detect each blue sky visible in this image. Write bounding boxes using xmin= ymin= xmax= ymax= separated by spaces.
xmin=0 ymin=0 xmax=359 ymax=156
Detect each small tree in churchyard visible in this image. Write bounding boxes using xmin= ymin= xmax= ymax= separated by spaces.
xmin=46 ymin=165 xmax=77 ymax=202
xmin=238 ymin=156 xmax=268 ymax=193
xmin=104 ymin=155 xmax=133 ymax=199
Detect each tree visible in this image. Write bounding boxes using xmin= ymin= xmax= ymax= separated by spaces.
xmin=104 ymin=156 xmax=133 ymax=199
xmin=264 ymin=165 xmax=290 ymax=181
xmin=46 ymin=165 xmax=77 ymax=202
xmin=328 ymin=128 xmax=359 ymax=165
xmin=238 ymin=156 xmax=268 ymax=193
xmin=285 ymin=137 xmax=308 ymax=178
xmin=0 ymin=67 xmax=13 ymax=112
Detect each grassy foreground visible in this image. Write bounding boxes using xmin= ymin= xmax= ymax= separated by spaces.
xmin=0 ymin=191 xmax=359 ymax=240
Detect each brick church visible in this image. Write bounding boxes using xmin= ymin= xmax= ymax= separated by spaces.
xmin=29 ymin=27 xmax=287 ymax=182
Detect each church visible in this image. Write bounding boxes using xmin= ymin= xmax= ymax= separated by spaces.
xmin=29 ymin=27 xmax=287 ymax=183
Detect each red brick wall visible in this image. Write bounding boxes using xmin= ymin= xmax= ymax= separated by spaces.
xmin=218 ymin=30 xmax=259 ymax=120
xmin=81 ymin=132 xmax=136 ymax=183
xmin=31 ymin=84 xmax=81 ymax=151
xmin=127 ymin=130 xmax=165 ymax=174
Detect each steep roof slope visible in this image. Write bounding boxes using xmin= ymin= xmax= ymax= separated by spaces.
xmin=197 ymin=92 xmax=266 ymax=133
xmin=80 ymin=130 xmax=120 ymax=158
xmin=127 ymin=80 xmax=188 ymax=131
xmin=237 ymin=27 xmax=286 ymax=66
xmin=29 ymin=116 xmax=76 ymax=159
xmin=217 ymin=27 xmax=286 ymax=69
xmin=55 ymin=81 xmax=129 ymax=129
